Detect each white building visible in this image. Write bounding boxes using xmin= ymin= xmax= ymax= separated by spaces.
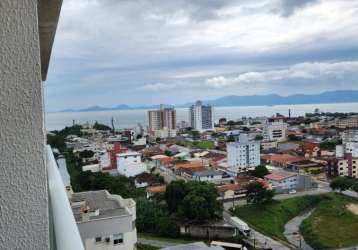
xmin=189 ymin=100 xmax=214 ymax=132
xmin=70 ymin=190 xmax=137 ymax=250
xmin=227 ymin=134 xmax=260 ymax=174
xmin=263 ymin=117 xmax=288 ymax=141
xmin=264 ymin=171 xmax=298 ymax=193
xmin=154 ymin=128 xmax=177 ymax=139
xmin=116 ymin=152 xmax=147 ymax=177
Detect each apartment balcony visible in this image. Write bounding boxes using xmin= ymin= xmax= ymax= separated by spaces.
xmin=47 ymin=146 xmax=84 ymax=250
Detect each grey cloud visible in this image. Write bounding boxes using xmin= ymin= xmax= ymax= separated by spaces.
xmin=276 ymin=0 xmax=319 ymax=17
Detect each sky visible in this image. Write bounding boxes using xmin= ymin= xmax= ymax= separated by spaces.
xmin=45 ymin=0 xmax=358 ymax=111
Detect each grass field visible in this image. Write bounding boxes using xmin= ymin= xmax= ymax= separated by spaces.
xmin=231 ymin=195 xmax=322 ymax=240
xmin=176 ymin=140 xmax=215 ymax=150
xmin=300 ymin=193 xmax=358 ymax=249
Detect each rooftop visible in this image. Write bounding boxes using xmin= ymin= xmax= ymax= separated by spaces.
xmin=265 ymin=171 xmax=297 ymax=181
xmin=262 ymin=153 xmax=305 ymax=163
xmin=70 ymin=190 xmax=129 ymax=222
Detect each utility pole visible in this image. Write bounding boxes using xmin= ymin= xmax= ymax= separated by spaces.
xmin=111 ymin=117 xmax=115 ymax=134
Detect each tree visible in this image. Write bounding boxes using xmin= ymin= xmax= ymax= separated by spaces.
xmin=79 ymin=150 xmax=95 ymax=159
xmin=164 ymin=181 xmax=222 ymax=222
xmin=246 ymin=182 xmax=274 ymax=204
xmin=249 ymin=165 xmax=269 ymax=178
xmin=136 ymin=198 xmax=178 ymax=237
xmin=351 ymin=183 xmax=358 ymax=193
xmin=165 ymin=180 xmax=187 ymax=213
xmin=288 ymin=134 xmax=301 ymax=141
xmin=254 ymin=134 xmax=263 ymax=141
xmin=330 ymin=177 xmax=352 ymax=192
xmin=191 ymin=130 xmax=200 ymax=140
xmin=93 ymin=121 xmax=111 ymax=131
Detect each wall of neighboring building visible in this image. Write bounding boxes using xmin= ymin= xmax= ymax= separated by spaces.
xmin=0 ymin=1 xmax=49 ymax=249
xmin=117 ymin=153 xmax=146 ymax=177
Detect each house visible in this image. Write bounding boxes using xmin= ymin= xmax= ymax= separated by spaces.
xmin=261 ymin=140 xmax=278 ymax=150
xmin=190 ymin=170 xmax=226 ymax=182
xmin=70 ymin=190 xmax=137 ymax=250
xmin=286 ymin=160 xmax=324 ymax=174
xmin=146 ymin=185 xmax=166 ymax=198
xmin=217 ymin=184 xmax=247 ymax=200
xmin=116 ymin=152 xmax=147 ymax=177
xmin=302 ymin=142 xmax=320 ymax=158
xmin=261 ymin=154 xmax=305 ymax=168
xmin=264 ymin=171 xmax=298 ymax=193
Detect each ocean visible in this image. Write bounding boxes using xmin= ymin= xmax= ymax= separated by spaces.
xmin=45 ymin=102 xmax=358 ymax=131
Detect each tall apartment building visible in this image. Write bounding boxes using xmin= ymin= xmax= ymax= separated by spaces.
xmin=189 ymin=100 xmax=214 ymax=132
xmin=70 ymin=190 xmax=137 ymax=250
xmin=148 ymin=105 xmax=176 ymax=130
xmin=263 ymin=117 xmax=288 ymax=141
xmin=329 ymin=152 xmax=358 ymax=178
xmin=227 ymin=134 xmax=260 ymax=174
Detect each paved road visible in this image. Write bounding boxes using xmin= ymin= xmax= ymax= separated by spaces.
xmin=138 ymin=238 xmax=179 ymax=248
xmin=284 ymin=209 xmax=315 ymax=250
xmin=222 ymin=211 xmax=292 ymax=250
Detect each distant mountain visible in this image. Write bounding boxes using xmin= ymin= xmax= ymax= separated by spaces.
xmin=202 ymin=90 xmax=358 ymax=107
xmin=58 ymin=90 xmax=358 ymax=112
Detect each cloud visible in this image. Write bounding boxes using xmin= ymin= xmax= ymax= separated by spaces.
xmin=205 ymin=61 xmax=358 ymax=89
xmin=45 ymin=0 xmax=358 ymax=110
xmin=277 ymin=0 xmax=319 ymax=17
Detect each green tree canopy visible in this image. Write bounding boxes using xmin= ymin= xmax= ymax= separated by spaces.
xmin=164 ymin=181 xmax=222 ymax=222
xmin=330 ymin=177 xmax=355 ymax=192
xmin=246 ymin=182 xmax=275 ymax=204
xmin=93 ymin=121 xmax=112 ymax=131
xmin=249 ymin=165 xmax=269 ymax=178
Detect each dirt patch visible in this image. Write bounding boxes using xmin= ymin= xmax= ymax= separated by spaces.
xmin=346 ymin=203 xmax=358 ymax=215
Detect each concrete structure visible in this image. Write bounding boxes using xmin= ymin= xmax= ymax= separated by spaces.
xmin=148 ymin=105 xmax=176 ymax=137
xmin=263 ymin=117 xmax=288 ymax=141
xmin=116 ymin=152 xmax=147 ymax=177
xmin=189 ymin=101 xmax=214 ymax=132
xmin=227 ymin=134 xmax=260 ymax=174
xmin=0 ymin=1 xmax=67 ymax=249
xmin=261 ymin=140 xmax=278 ymax=150
xmin=70 ymin=190 xmax=137 ymax=250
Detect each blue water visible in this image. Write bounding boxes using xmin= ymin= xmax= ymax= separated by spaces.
xmin=45 ymin=102 xmax=358 ymax=131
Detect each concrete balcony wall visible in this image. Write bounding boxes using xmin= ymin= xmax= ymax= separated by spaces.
xmin=0 ymin=1 xmax=48 ymax=249
xmin=0 ymin=1 xmax=62 ymax=249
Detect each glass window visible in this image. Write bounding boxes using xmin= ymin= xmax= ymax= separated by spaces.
xmin=113 ymin=233 xmax=123 ymax=245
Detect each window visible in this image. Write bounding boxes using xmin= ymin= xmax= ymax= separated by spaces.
xmin=113 ymin=233 xmax=123 ymax=245
xmin=95 ymin=237 xmax=102 ymax=243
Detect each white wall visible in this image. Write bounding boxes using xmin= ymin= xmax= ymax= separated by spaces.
xmin=117 ymin=153 xmax=146 ymax=177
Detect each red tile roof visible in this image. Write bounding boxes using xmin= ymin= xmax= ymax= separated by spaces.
xmin=146 ymin=185 xmax=166 ymax=194
xmin=265 ymin=172 xmax=297 ymax=181
xmin=262 ymin=154 xmax=305 ymax=164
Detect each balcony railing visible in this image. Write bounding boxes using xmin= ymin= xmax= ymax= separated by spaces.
xmin=46 ymin=145 xmax=84 ymax=250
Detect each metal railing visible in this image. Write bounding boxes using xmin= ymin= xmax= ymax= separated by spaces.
xmin=46 ymin=145 xmax=84 ymax=250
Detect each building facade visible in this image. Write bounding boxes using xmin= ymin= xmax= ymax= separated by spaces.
xmin=148 ymin=106 xmax=176 ymax=130
xmin=116 ymin=152 xmax=147 ymax=177
xmin=263 ymin=117 xmax=288 ymax=141
xmin=189 ymin=101 xmax=214 ymax=132
xmin=227 ymin=134 xmax=260 ymax=174
xmin=334 ymin=153 xmax=358 ymax=178
xmin=70 ymin=190 xmax=137 ymax=250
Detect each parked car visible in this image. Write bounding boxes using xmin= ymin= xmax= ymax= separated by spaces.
xmin=289 ymin=189 xmax=297 ymax=194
